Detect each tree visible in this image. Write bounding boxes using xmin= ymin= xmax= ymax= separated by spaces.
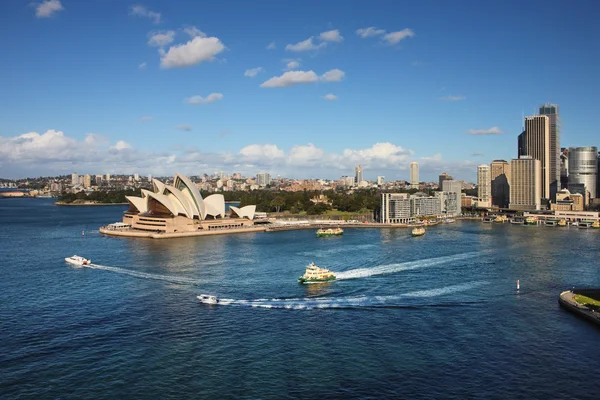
xmin=270 ymin=196 xmax=285 ymax=213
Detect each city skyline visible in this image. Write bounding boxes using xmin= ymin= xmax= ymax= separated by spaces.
xmin=1 ymin=1 xmax=600 ymax=180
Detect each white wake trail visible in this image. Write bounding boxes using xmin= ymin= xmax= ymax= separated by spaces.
xmin=85 ymin=263 xmax=201 ymax=285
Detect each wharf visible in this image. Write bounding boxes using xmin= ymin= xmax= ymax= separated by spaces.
xmin=558 ymin=289 xmax=600 ymax=327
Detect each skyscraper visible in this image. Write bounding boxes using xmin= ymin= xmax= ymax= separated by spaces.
xmin=71 ymin=173 xmax=78 ymax=186
xmin=83 ymin=174 xmax=91 ymax=188
xmin=256 ymin=173 xmax=271 ymax=187
xmin=354 ymin=165 xmax=363 ymax=184
xmin=477 ymin=165 xmax=491 ymax=207
xmin=519 ymin=115 xmax=550 ymax=200
xmin=490 ymin=160 xmax=510 ymax=208
xmin=410 ymin=162 xmax=419 ymax=189
xmin=510 ymin=156 xmax=541 ymax=211
xmin=568 ymin=146 xmax=597 ymax=200
xmin=438 ymin=172 xmax=453 ymax=191
xmin=539 ymin=103 xmax=560 ymax=196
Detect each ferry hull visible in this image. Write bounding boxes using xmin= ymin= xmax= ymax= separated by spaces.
xmin=298 ymin=276 xmax=336 ymax=284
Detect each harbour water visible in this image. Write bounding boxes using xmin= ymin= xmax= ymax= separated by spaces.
xmin=1 ymin=198 xmax=600 ymax=399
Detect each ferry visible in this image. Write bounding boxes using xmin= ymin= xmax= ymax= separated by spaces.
xmin=298 ymin=262 xmax=336 ymax=283
xmin=557 ymin=219 xmax=567 ymax=227
xmin=545 ymin=219 xmax=558 ymax=227
xmin=592 ymin=221 xmax=600 ymax=229
xmin=316 ymin=227 xmax=344 ymax=237
xmin=510 ymin=218 xmax=524 ymax=224
xmin=412 ymin=227 xmax=426 ymax=237
xmin=494 ymin=215 xmax=508 ymax=223
xmin=524 ymin=216 xmax=538 ymax=226
xmin=197 ymin=294 xmax=219 ymax=304
xmin=444 ymin=218 xmax=456 ymax=224
xmin=64 ymin=255 xmax=91 ymax=266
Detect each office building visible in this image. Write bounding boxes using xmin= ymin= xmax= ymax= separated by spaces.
xmin=105 ymin=174 xmax=110 ymax=181
xmin=435 ymin=191 xmax=460 ymax=217
xmin=410 ymin=162 xmax=419 ymax=189
xmin=490 ymin=160 xmax=510 ymax=208
xmin=519 ymin=115 xmax=550 ymax=199
xmin=568 ymin=146 xmax=597 ymax=200
xmin=539 ymin=103 xmax=560 ymax=195
xmin=477 ymin=165 xmax=491 ymax=207
xmin=560 ymin=148 xmax=569 ymax=188
xmin=71 ymin=173 xmax=78 ymax=186
xmin=438 ymin=172 xmax=453 ymax=190
xmin=377 ymin=176 xmax=385 ymax=186
xmin=442 ymin=180 xmax=462 ymax=195
xmin=509 ymin=156 xmax=541 ymax=211
xmin=597 ymin=152 xmax=600 ymax=198
xmin=256 ymin=173 xmax=271 ymax=187
xmin=551 ymin=189 xmax=584 ymax=212
xmin=354 ymin=165 xmax=363 ymax=184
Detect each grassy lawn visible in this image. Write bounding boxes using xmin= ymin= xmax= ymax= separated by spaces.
xmin=574 ymin=294 xmax=600 ymax=307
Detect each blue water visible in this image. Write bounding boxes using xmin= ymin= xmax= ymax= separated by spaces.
xmin=1 ymin=198 xmax=599 ymax=399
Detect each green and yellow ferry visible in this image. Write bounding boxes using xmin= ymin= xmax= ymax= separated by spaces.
xmin=316 ymin=227 xmax=344 ymax=237
xmin=298 ymin=262 xmax=336 ymax=284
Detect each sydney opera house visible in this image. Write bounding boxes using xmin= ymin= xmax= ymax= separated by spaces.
xmin=118 ymin=173 xmax=257 ymax=234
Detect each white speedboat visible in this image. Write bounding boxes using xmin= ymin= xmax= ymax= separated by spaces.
xmin=197 ymin=294 xmax=219 ymax=304
xmin=65 ymin=255 xmax=91 ymax=266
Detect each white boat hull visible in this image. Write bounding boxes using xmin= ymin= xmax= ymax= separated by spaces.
xmin=65 ymin=256 xmax=91 ymax=266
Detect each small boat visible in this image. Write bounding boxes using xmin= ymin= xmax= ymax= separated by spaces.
xmin=197 ymin=294 xmax=219 ymax=304
xmin=557 ymin=219 xmax=567 ymax=227
xmin=571 ymin=221 xmax=579 ymax=227
xmin=412 ymin=227 xmax=425 ymax=237
xmin=524 ymin=216 xmax=538 ymax=226
xmin=545 ymin=219 xmax=557 ymax=226
xmin=445 ymin=219 xmax=456 ymax=224
xmin=510 ymin=218 xmax=524 ymax=224
xmin=494 ymin=215 xmax=508 ymax=223
xmin=316 ymin=227 xmax=343 ymax=237
xmin=298 ymin=262 xmax=336 ymax=283
xmin=592 ymin=221 xmax=600 ymax=229
xmin=65 ymin=255 xmax=91 ymax=266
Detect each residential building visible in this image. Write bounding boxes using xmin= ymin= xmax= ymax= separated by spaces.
xmin=134 ymin=173 xmax=139 ymax=181
xmin=539 ymin=103 xmax=560 ymax=195
xmin=438 ymin=172 xmax=453 ymax=190
xmin=477 ymin=165 xmax=491 ymax=207
xmin=410 ymin=162 xmax=419 ymax=189
xmin=105 ymin=174 xmax=110 ymax=181
xmin=435 ymin=191 xmax=459 ymax=217
xmin=380 ymin=193 xmax=411 ymax=224
xmin=490 ymin=160 xmax=510 ymax=208
xmin=509 ymin=156 xmax=541 ymax=211
xmin=442 ymin=180 xmax=462 ymax=195
xmin=377 ymin=176 xmax=385 ymax=186
xmin=354 ymin=165 xmax=363 ymax=184
xmin=83 ymin=174 xmax=91 ymax=188
xmin=411 ymin=195 xmax=442 ymax=217
xmin=256 ymin=173 xmax=271 ymax=187
xmin=568 ymin=146 xmax=597 ymax=200
xmin=95 ymin=174 xmax=103 ymax=184
xmin=519 ymin=115 xmax=550 ymax=199
xmin=71 ymin=173 xmax=78 ymax=186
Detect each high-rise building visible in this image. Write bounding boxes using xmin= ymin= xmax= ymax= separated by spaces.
xmin=438 ymin=172 xmax=453 ymax=191
xmin=95 ymin=174 xmax=103 ymax=184
xmin=377 ymin=176 xmax=385 ymax=186
xmin=519 ymin=115 xmax=550 ymax=199
xmin=134 ymin=173 xmax=139 ymax=181
xmin=568 ymin=146 xmax=597 ymax=200
xmin=256 ymin=173 xmax=271 ymax=187
xmin=510 ymin=156 xmax=541 ymax=211
xmin=597 ymin=152 xmax=600 ymax=198
xmin=477 ymin=165 xmax=491 ymax=207
xmin=380 ymin=193 xmax=411 ymax=223
xmin=148 ymin=174 xmax=152 ymax=182
xmin=442 ymin=180 xmax=461 ymax=195
xmin=410 ymin=162 xmax=419 ymax=189
xmin=539 ymin=103 xmax=560 ymax=196
xmin=490 ymin=160 xmax=510 ymax=208
xmin=83 ymin=174 xmax=91 ymax=188
xmin=71 ymin=173 xmax=78 ymax=186
xmin=105 ymin=174 xmax=111 ymax=181
xmin=354 ymin=165 xmax=363 ymax=184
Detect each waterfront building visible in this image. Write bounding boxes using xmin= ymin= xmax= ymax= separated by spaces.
xmin=411 ymin=194 xmax=442 ymax=217
xmin=257 ymin=173 xmax=271 ymax=187
xmin=380 ymin=193 xmax=411 ymax=223
xmin=551 ymin=189 xmax=584 ymax=212
xmin=567 ymin=183 xmax=590 ymax=207
xmin=377 ymin=176 xmax=385 ymax=186
xmin=71 ymin=173 xmax=78 ymax=186
xmin=438 ymin=172 xmax=453 ymax=191
xmin=354 ymin=165 xmax=363 ymax=184
xmin=519 ymin=115 xmax=551 ymax=199
xmin=490 ymin=160 xmax=510 ymax=208
xmin=477 ymin=165 xmax=491 ymax=208
xmin=410 ymin=162 xmax=419 ymax=189
xmin=83 ymin=174 xmax=91 ymax=188
xmin=435 ymin=191 xmax=459 ymax=217
xmin=568 ymin=146 xmax=597 ymax=200
xmin=509 ymin=156 xmax=541 ymax=211
xmin=539 ymin=103 xmax=560 ymax=195
xmin=461 ymin=194 xmax=475 ymax=208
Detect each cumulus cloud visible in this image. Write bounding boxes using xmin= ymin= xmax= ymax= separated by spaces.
xmin=129 ymin=4 xmax=161 ymax=24
xmin=148 ymin=30 xmax=176 ymax=47
xmin=183 ymin=26 xmax=206 ymax=38
xmin=382 ymin=29 xmax=415 ymax=44
xmin=184 ymin=93 xmax=224 ymax=104
xmin=440 ymin=95 xmax=466 ymax=101
xmin=285 ymin=37 xmax=326 ymax=52
xmin=284 ymin=59 xmax=301 ymax=70
xmin=239 ymin=144 xmax=285 ymax=163
xmin=35 ymin=0 xmax=63 ymax=18
xmin=356 ymin=27 xmax=385 ymax=38
xmin=266 ymin=41 xmax=276 ymax=50
xmin=319 ymin=29 xmax=343 ymax=43
xmin=467 ymin=126 xmax=503 ymax=135
xmin=160 ymin=36 xmax=225 ymax=68
xmin=111 ymin=140 xmax=132 ymax=151
xmin=321 ymin=69 xmax=345 ymax=82
xmin=244 ymin=67 xmax=264 ymax=77
xmin=175 ymin=124 xmax=192 ymax=131
xmin=260 ymin=70 xmax=319 ymax=88
xmin=323 ymin=94 xmax=338 ymax=100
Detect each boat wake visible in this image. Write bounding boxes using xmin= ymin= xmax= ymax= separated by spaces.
xmin=215 ymin=281 xmax=489 ymax=310
xmin=335 ymin=251 xmax=480 ymax=280
xmin=85 ymin=263 xmax=201 ymax=285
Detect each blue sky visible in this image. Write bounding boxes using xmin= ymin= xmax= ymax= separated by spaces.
xmin=1 ymin=0 xmax=599 ymax=180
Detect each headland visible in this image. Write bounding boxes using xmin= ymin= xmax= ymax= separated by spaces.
xmin=559 ymin=289 xmax=600 ymax=327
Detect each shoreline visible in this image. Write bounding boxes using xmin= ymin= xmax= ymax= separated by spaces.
xmin=56 ymin=201 xmax=129 ymax=206
xmin=100 ymin=225 xmax=267 ymax=239
xmin=558 ymin=289 xmax=600 ymax=327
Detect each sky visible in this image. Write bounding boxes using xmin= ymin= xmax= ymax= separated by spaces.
xmin=1 ymin=0 xmax=599 ymax=181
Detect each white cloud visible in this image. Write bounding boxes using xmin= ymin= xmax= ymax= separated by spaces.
xmin=147 ymin=30 xmax=176 ymax=47
xmin=129 ymin=4 xmax=161 ymax=24
xmin=138 ymin=62 xmax=147 ymax=69
xmin=319 ymin=29 xmax=343 ymax=43
xmin=286 ymin=60 xmax=301 ymax=70
xmin=35 ymin=0 xmax=63 ymax=18
xmin=285 ymin=37 xmax=325 ymax=52
xmin=288 ymin=143 xmax=324 ymax=166
xmin=266 ymin=41 xmax=276 ymax=50
xmin=382 ymin=29 xmax=415 ymax=45
xmin=260 ymin=70 xmax=319 ymax=88
xmin=341 ymin=142 xmax=413 ymax=167
xmin=440 ymin=95 xmax=466 ymax=101
xmin=323 ymin=94 xmax=338 ymax=101
xmin=184 ymin=93 xmax=224 ymax=105
xmin=356 ymin=27 xmax=385 ymax=38
xmin=321 ymin=69 xmax=345 ymax=82
xmin=111 ymin=140 xmax=131 ymax=151
xmin=244 ymin=67 xmax=264 ymax=77
xmin=160 ymin=36 xmax=226 ymax=68
xmin=175 ymin=124 xmax=192 ymax=131
xmin=139 ymin=116 xmax=152 ymax=122
xmin=467 ymin=126 xmax=503 ymax=135
xmin=239 ymin=144 xmax=285 ymax=162
xmin=183 ymin=26 xmax=206 ymax=38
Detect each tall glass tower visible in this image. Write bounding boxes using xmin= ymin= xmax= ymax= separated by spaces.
xmin=539 ymin=103 xmax=560 ymax=198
